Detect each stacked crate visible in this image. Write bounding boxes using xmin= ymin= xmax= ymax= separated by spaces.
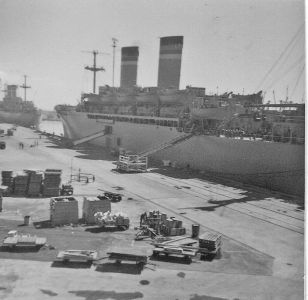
xmin=43 ymin=169 xmax=62 ymax=197
xmin=146 ymin=211 xmax=166 ymax=232
xmin=50 ymin=196 xmax=79 ymax=226
xmin=144 ymin=211 xmax=186 ymax=236
xmin=13 ymin=173 xmax=29 ymax=195
xmin=83 ymin=196 xmax=111 ymax=224
xmin=27 ymin=172 xmax=43 ymax=197
xmin=1 ymin=171 xmax=13 ymax=189
xmin=163 ymin=218 xmax=186 ymax=236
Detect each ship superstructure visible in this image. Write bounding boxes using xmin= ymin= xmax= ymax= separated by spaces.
xmin=0 ymin=79 xmax=41 ymax=127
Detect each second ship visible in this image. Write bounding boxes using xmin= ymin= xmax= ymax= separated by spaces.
xmin=0 ymin=76 xmax=41 ymax=128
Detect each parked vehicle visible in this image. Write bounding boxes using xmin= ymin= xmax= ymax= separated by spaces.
xmin=98 ymin=191 xmax=122 ymax=202
xmin=0 ymin=141 xmax=6 ymax=149
xmin=6 ymin=129 xmax=13 ymax=136
xmin=94 ymin=211 xmax=129 ymax=230
xmin=60 ymin=184 xmax=73 ymax=196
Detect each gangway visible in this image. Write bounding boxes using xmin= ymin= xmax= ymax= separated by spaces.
xmin=72 ymin=129 xmax=107 ymax=146
xmin=138 ymin=133 xmax=193 ymax=157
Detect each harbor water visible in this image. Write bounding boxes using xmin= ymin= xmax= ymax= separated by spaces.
xmin=39 ymin=120 xmax=64 ymax=136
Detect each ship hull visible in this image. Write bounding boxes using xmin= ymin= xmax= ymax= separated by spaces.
xmin=0 ymin=110 xmax=41 ymax=128
xmin=58 ymin=110 xmax=304 ymax=196
xmin=59 ymin=111 xmax=185 ymax=152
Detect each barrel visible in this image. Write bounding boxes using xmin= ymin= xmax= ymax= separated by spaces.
xmin=24 ymin=215 xmax=30 ymax=226
xmin=191 ymin=224 xmax=200 ymax=238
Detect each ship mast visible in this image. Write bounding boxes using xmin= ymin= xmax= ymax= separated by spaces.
xmin=272 ymin=90 xmax=276 ymax=104
xmin=112 ymin=38 xmax=118 ymax=89
xmin=20 ymin=75 xmax=31 ymax=101
xmin=84 ymin=50 xmax=106 ymax=94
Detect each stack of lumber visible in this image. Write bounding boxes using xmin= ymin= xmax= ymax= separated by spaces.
xmin=27 ymin=172 xmax=43 ymax=197
xmin=13 ymin=173 xmax=29 ymax=195
xmin=43 ymin=169 xmax=62 ymax=197
xmin=1 ymin=171 xmax=13 ymax=189
xmin=50 ymin=196 xmax=79 ymax=226
xmin=198 ymin=232 xmax=222 ymax=252
xmin=83 ymin=196 xmax=111 ymax=224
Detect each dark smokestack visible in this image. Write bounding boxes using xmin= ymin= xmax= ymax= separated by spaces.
xmin=157 ymin=36 xmax=183 ymax=90
xmin=120 ymin=46 xmax=139 ymax=88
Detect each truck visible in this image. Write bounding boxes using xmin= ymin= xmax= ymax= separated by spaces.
xmin=2 ymin=230 xmax=46 ymax=249
xmin=94 ymin=211 xmax=129 ymax=230
xmin=55 ymin=249 xmax=98 ymax=264
xmin=98 ymin=190 xmax=122 ymax=202
xmin=6 ymin=129 xmax=13 ymax=136
xmin=60 ymin=184 xmax=74 ymax=196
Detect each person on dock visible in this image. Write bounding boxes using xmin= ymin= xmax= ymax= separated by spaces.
xmin=140 ymin=212 xmax=147 ymax=227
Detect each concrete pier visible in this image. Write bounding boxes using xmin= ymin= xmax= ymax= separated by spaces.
xmin=0 ymin=124 xmax=304 ymax=300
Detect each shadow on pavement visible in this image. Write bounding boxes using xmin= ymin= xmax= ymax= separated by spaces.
xmin=85 ymin=226 xmax=124 ymax=233
xmin=95 ymin=262 xmax=144 ymax=275
xmin=51 ymin=261 xmax=92 ymax=269
xmin=151 ymin=166 xmax=305 ymax=210
xmin=0 ymin=245 xmax=41 ymax=253
xmin=150 ymin=254 xmax=192 ymax=265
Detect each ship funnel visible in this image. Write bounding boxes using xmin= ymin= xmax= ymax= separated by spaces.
xmin=120 ymin=46 xmax=139 ymax=88
xmin=157 ymin=36 xmax=183 ymax=90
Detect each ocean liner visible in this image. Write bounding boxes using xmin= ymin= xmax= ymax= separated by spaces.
xmin=0 ymin=77 xmax=41 ymax=128
xmin=55 ymin=36 xmax=305 ymax=196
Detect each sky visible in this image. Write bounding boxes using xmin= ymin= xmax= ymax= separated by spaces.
xmin=0 ymin=0 xmax=305 ymax=110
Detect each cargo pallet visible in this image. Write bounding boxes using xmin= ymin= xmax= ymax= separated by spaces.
xmin=106 ymin=252 xmax=148 ymax=266
xmin=152 ymin=246 xmax=197 ymax=262
xmin=2 ymin=230 xmax=46 ymax=249
xmin=55 ymin=250 xmax=98 ymax=264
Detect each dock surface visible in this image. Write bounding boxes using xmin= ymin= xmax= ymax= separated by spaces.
xmin=0 ymin=124 xmax=304 ymax=300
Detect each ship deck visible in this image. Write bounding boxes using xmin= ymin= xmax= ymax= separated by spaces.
xmin=0 ymin=123 xmax=304 ymax=300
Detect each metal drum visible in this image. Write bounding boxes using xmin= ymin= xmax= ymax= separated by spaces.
xmin=191 ymin=224 xmax=200 ymax=238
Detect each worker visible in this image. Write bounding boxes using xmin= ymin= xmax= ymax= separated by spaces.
xmin=0 ymin=191 xmax=2 ymax=212
xmin=140 ymin=212 xmax=147 ymax=227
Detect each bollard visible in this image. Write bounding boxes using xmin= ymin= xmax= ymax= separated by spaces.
xmin=191 ymin=224 xmax=200 ymax=238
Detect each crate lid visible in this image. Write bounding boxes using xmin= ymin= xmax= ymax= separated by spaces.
xmin=199 ymin=231 xmax=221 ymax=241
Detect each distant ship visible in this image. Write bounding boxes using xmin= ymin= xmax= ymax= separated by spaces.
xmin=0 ymin=79 xmax=41 ymax=128
xmin=55 ymin=36 xmax=305 ymax=196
